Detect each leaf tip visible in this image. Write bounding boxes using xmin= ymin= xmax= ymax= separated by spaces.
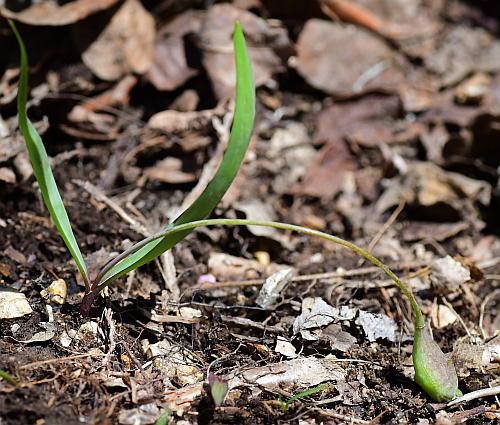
xmin=413 ymin=324 xmax=460 ymax=402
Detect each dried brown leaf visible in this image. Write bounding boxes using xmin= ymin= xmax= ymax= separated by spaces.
xmin=1 ymin=0 xmax=119 ymax=26
xmin=295 ymin=19 xmax=405 ymax=97
xmin=199 ymin=3 xmax=289 ymax=99
xmin=77 ymin=0 xmax=155 ymax=81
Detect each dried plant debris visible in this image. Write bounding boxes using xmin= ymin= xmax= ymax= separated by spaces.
xmin=355 ymin=310 xmax=397 ymax=342
xmin=431 ymin=256 xmax=471 ymax=294
xmin=1 ymin=0 xmax=120 ymax=26
xmin=146 ymin=10 xmax=203 ymax=91
xmin=0 ymin=290 xmax=32 ymax=319
xmin=256 ymin=268 xmax=293 ymax=309
xmin=375 ymin=162 xmax=491 ymax=221
xmin=424 ymin=25 xmax=500 ymax=87
xmin=75 ymin=0 xmax=155 ymax=81
xmin=198 ymin=3 xmax=290 ymax=99
xmin=453 ymin=335 xmax=500 ymax=376
xmin=275 ymin=336 xmax=298 ymax=358
xmin=295 ymin=19 xmax=406 ymax=97
xmin=230 ymin=356 xmax=346 ymax=390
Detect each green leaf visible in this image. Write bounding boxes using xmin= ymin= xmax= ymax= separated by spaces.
xmin=98 ymin=21 xmax=255 ymax=286
xmin=208 ymin=373 xmax=229 ymax=407
xmin=0 ymin=369 xmax=19 ymax=386
xmin=154 ymin=407 xmax=171 ymax=425
xmin=9 ymin=20 xmax=89 ymax=287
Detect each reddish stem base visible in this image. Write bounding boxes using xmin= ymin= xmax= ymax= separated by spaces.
xmin=79 ymin=291 xmax=97 ymax=317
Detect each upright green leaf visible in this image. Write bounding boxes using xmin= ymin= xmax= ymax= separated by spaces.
xmin=10 ymin=21 xmax=89 ymax=287
xmin=98 ymin=21 xmax=255 ymax=286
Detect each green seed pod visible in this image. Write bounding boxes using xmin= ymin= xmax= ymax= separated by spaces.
xmin=413 ymin=324 xmax=460 ymax=402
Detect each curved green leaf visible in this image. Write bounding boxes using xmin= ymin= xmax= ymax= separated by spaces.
xmin=98 ymin=21 xmax=255 ymax=286
xmin=10 ymin=20 xmax=89 ymax=287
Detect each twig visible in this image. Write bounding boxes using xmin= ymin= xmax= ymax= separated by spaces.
xmin=441 ymin=297 xmax=473 ymax=340
xmin=186 ymin=262 xmax=427 ymax=294
xmin=446 ymin=385 xmax=500 ymax=407
xmin=20 ymin=353 xmax=99 ymax=369
xmin=479 ymin=289 xmax=500 ymax=339
xmin=75 ymin=179 xmax=180 ymax=298
xmin=365 ymin=200 xmax=406 ymax=257
xmin=220 ymin=315 xmax=285 ymax=333
xmin=74 ymin=179 xmax=149 ymax=236
xmin=102 ymin=307 xmax=117 ymax=366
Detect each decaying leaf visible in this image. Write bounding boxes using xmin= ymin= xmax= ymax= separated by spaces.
xmin=295 ymin=139 xmax=356 ymax=199
xmin=453 ymin=335 xmax=500 ymax=376
xmin=431 ymin=256 xmax=471 ymax=294
xmin=147 ymin=10 xmax=203 ymax=91
xmin=77 ymin=0 xmax=155 ymax=81
xmin=118 ymin=403 xmax=160 ymax=425
xmin=145 ymin=157 xmax=197 ymax=184
xmin=208 ymin=252 xmax=285 ymax=282
xmin=256 ymin=268 xmax=293 ymax=309
xmin=375 ymin=162 xmax=491 ymax=221
xmin=1 ymin=0 xmax=120 ymax=26
xmin=275 ymin=336 xmax=298 ymax=358
xmin=322 ymin=323 xmax=357 ymax=352
xmin=267 ymin=122 xmax=316 ymax=195
xmin=355 ymin=310 xmax=397 ymax=342
xmin=230 ymin=356 xmax=346 ymax=390
xmin=198 ymin=3 xmax=289 ymax=99
xmin=148 ymin=106 xmax=224 ymax=133
xmin=0 ymin=167 xmax=16 ymax=184
xmin=295 ymin=19 xmax=405 ymax=97
xmin=293 ymin=297 xmax=356 ymax=341
xmin=142 ymin=339 xmax=203 ymax=386
xmin=15 ymin=322 xmax=56 ymax=344
xmin=424 ymin=25 xmax=500 ymax=87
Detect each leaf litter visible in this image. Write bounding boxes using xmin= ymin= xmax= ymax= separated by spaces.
xmin=0 ymin=0 xmax=499 ymax=424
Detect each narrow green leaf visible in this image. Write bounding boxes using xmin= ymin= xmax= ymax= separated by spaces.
xmin=281 ymin=383 xmax=329 ymax=411
xmin=154 ymin=407 xmax=171 ymax=425
xmin=98 ymin=21 xmax=255 ymax=286
xmin=9 ymin=20 xmax=89 ymax=287
xmin=0 ymin=369 xmax=19 ymax=386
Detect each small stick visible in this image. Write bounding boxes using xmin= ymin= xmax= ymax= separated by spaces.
xmin=446 ymin=385 xmax=500 ymax=407
xmin=74 ymin=179 xmax=149 ymax=236
xmin=360 ymin=199 xmax=406 ymax=266
xmin=20 ymin=353 xmax=98 ymax=369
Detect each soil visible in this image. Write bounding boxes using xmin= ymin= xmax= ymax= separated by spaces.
xmin=0 ymin=1 xmax=499 ymax=424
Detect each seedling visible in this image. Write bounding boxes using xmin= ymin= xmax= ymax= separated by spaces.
xmin=154 ymin=407 xmax=171 ymax=425
xmin=0 ymin=369 xmax=18 ymax=386
xmin=10 ymin=20 xmax=460 ymax=401
xmin=278 ymin=383 xmax=329 ymax=412
xmin=208 ymin=373 xmax=229 ymax=407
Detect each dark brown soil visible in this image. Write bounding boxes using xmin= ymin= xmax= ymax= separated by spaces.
xmin=0 ymin=1 xmax=499 ymax=424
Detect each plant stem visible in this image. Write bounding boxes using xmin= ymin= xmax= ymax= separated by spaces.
xmin=79 ymin=290 xmax=97 ymax=317
xmin=94 ymin=219 xmax=424 ymax=327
